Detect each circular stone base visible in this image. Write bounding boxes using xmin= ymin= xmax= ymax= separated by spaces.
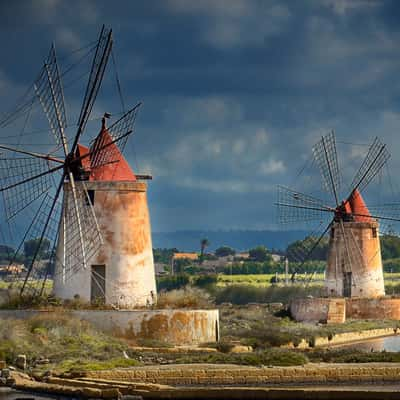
xmin=290 ymin=297 xmax=400 ymax=323
xmin=0 ymin=309 xmax=219 ymax=345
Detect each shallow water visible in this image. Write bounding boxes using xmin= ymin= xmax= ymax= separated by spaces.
xmin=0 ymin=388 xmax=71 ymax=400
xmin=335 ymin=335 xmax=400 ymax=352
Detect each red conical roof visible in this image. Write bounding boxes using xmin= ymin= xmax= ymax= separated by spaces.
xmin=75 ymin=118 xmax=136 ymax=182
xmin=345 ymin=189 xmax=372 ymax=222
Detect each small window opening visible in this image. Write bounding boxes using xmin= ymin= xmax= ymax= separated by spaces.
xmin=372 ymin=227 xmax=377 ymax=238
xmin=331 ymin=228 xmax=335 ymax=239
xmin=86 ymin=190 xmax=95 ymax=206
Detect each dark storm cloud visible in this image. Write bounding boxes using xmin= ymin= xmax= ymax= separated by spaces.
xmin=1 ymin=0 xmax=400 ymax=231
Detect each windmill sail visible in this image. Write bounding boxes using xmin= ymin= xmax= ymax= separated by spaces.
xmin=350 ymin=137 xmax=390 ymax=193
xmin=72 ymin=26 xmax=113 ymax=152
xmin=62 ymin=182 xmax=103 ymax=275
xmin=34 ymin=45 xmax=68 ymax=152
xmin=0 ymin=156 xmax=54 ymax=220
xmin=276 ymin=185 xmax=332 ymax=224
xmin=312 ymin=131 xmax=341 ymax=205
xmin=90 ymin=103 xmax=141 ymax=171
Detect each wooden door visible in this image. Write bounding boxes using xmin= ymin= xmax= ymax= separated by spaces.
xmin=91 ymin=264 xmax=106 ymax=304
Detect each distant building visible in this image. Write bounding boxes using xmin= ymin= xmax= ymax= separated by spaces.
xmin=154 ymin=263 xmax=168 ymax=276
xmin=172 ymin=252 xmax=199 ymax=261
xmin=235 ymin=252 xmax=250 ymax=260
xmin=0 ymin=264 xmax=25 ymax=276
xmin=271 ymin=254 xmax=283 ymax=262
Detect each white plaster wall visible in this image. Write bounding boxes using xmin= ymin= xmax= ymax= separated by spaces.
xmin=325 ymin=221 xmax=385 ymax=298
xmin=53 ymin=181 xmax=157 ymax=307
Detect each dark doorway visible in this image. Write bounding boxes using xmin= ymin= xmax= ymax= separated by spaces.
xmin=91 ymin=264 xmax=106 ymax=304
xmin=343 ymin=272 xmax=352 ymax=297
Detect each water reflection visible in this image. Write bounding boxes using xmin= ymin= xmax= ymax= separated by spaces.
xmin=0 ymin=388 xmax=69 ymax=400
xmin=336 ymin=335 xmax=400 ymax=352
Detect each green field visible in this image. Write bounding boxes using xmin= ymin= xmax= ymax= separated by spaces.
xmin=218 ymin=273 xmax=400 ymax=287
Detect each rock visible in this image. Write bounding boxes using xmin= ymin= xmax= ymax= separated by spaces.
xmin=11 ymin=370 xmax=33 ymax=382
xmin=43 ymin=370 xmax=52 ymax=378
xmin=101 ymin=388 xmax=122 ymax=399
xmin=16 ymin=355 xmax=27 ymax=370
xmin=82 ymin=387 xmax=102 ymax=398
xmin=1 ymin=369 xmax=10 ymax=379
xmin=35 ymin=358 xmax=50 ymax=365
xmin=0 ymin=377 xmax=6 ymax=386
xmin=8 ymin=366 xmax=15 ymax=371
xmin=5 ymin=377 xmax=16 ymax=386
xmin=229 ymin=345 xmax=253 ymax=353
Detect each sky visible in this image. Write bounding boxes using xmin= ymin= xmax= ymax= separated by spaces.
xmin=1 ymin=0 xmax=400 ymax=233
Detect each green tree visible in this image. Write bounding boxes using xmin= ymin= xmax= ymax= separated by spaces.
xmin=286 ymin=236 xmax=329 ymax=261
xmin=249 ymin=245 xmax=271 ymax=262
xmin=153 ymin=248 xmax=179 ymax=264
xmin=24 ymin=238 xmax=50 ymax=260
xmin=215 ymin=246 xmax=236 ymax=257
xmin=199 ymin=238 xmax=210 ymax=264
xmin=380 ymin=234 xmax=400 ymax=260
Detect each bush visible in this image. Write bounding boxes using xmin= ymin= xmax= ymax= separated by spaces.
xmin=157 ymin=274 xmax=190 ymax=291
xmin=175 ymin=349 xmax=308 ymax=366
xmin=0 ymin=313 xmax=136 ymax=372
xmin=193 ymin=274 xmax=218 ymax=288
xmin=308 ymin=349 xmax=400 ymax=363
xmin=215 ymin=246 xmax=236 ymax=257
xmin=215 ymin=285 xmax=323 ymax=305
xmin=157 ymin=287 xmax=214 ymax=309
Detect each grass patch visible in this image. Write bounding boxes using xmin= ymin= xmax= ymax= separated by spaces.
xmin=57 ymin=357 xmax=140 ymax=374
xmin=174 ymin=349 xmax=308 ymax=366
xmin=157 ymin=286 xmax=214 ymax=309
xmin=215 ymin=284 xmax=323 ymax=305
xmin=0 ymin=313 xmax=139 ymax=373
xmin=308 ymin=348 xmax=400 ymax=363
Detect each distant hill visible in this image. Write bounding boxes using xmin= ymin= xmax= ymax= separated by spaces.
xmin=152 ymin=230 xmax=308 ymax=252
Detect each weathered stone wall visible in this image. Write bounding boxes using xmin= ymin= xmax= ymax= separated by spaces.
xmin=0 ymin=309 xmax=219 ymax=345
xmin=325 ymin=221 xmax=385 ymax=298
xmin=54 ymin=181 xmax=157 ymax=308
xmin=84 ymin=362 xmax=400 ymax=386
xmin=291 ymin=296 xmax=400 ymax=324
xmin=346 ymin=297 xmax=400 ymax=320
xmin=289 ymin=298 xmax=345 ymax=323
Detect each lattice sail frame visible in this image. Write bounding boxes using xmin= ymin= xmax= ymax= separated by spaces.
xmin=62 ymin=182 xmax=103 ymax=276
xmin=90 ymin=103 xmax=141 ymax=170
xmin=0 ymin=157 xmax=53 ymax=220
xmin=312 ymin=131 xmax=341 ymax=205
xmin=34 ymin=45 xmax=67 ymax=148
xmin=0 ymin=26 xmax=142 ymax=296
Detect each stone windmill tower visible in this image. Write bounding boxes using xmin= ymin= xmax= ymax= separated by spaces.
xmin=277 ymin=132 xmax=398 ymax=298
xmin=53 ymin=114 xmax=157 ymax=307
xmin=0 ymin=26 xmax=156 ymax=307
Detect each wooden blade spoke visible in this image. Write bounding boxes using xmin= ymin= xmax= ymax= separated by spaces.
xmin=72 ymin=26 xmax=113 ymax=153
xmin=363 ymin=203 xmax=400 ymax=222
xmin=0 ymin=157 xmax=55 ymax=219
xmin=20 ymin=191 xmax=63 ymax=295
xmin=277 ymin=185 xmax=333 ymax=224
xmin=90 ymin=103 xmax=140 ymax=170
xmin=63 ymin=182 xmax=102 ymax=275
xmin=312 ymin=131 xmax=341 ymax=205
xmin=350 ymin=137 xmax=390 ymax=193
xmin=34 ymin=45 xmax=68 ymax=153
xmin=286 ymin=222 xmax=332 ymax=280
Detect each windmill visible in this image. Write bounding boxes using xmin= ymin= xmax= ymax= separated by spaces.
xmin=0 ymin=26 xmax=157 ymax=307
xmin=276 ymin=131 xmax=400 ymax=298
